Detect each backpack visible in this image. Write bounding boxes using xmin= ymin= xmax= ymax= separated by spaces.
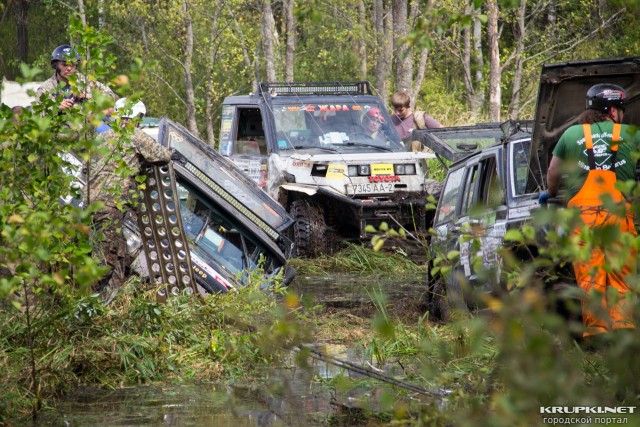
xmin=413 ymin=111 xmax=428 ymax=129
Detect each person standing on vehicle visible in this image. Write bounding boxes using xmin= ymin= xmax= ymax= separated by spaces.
xmin=36 ymin=45 xmax=116 ymax=113
xmin=88 ymin=98 xmax=170 ymax=301
xmin=543 ymin=83 xmax=638 ymax=338
xmin=390 ymin=91 xmax=442 ymax=152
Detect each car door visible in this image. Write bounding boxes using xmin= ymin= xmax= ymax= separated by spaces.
xmin=450 ymin=150 xmax=506 ymax=290
xmin=432 ymin=165 xmax=466 ymax=259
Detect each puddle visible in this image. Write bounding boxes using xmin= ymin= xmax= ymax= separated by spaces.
xmin=35 ymin=273 xmax=438 ymax=426
xmin=37 ymin=382 xmax=312 ymax=427
xmin=290 ymin=272 xmax=430 ymax=307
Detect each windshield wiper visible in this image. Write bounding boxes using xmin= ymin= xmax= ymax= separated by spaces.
xmin=289 ymin=145 xmax=338 ymax=152
xmin=343 ymin=142 xmax=393 ymax=152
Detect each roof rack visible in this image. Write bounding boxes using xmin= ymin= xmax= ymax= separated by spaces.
xmin=258 ymin=81 xmax=372 ymax=97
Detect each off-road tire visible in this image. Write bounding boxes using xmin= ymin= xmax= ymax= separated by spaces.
xmin=427 ymin=278 xmax=451 ymax=322
xmin=290 ymin=199 xmax=330 ymax=257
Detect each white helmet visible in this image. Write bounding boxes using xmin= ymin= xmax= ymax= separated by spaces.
xmin=115 ymin=98 xmax=147 ymax=119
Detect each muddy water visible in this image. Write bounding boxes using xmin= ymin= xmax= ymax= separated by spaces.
xmin=37 ymin=273 xmax=430 ymax=426
xmin=292 ymin=272 xmax=430 ymax=307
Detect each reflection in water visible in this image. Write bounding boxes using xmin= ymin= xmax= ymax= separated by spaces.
xmin=38 ymin=382 xmax=317 ymax=427
xmin=37 ymin=273 xmax=432 ymax=426
xmin=291 ymin=272 xmax=429 ymax=306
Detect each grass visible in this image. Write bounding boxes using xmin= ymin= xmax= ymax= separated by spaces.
xmin=4 ymin=247 xmax=640 ymax=426
xmin=289 ymin=243 xmax=427 ymax=276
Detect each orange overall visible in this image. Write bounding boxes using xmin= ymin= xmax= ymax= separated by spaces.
xmin=568 ymin=123 xmax=636 ymax=337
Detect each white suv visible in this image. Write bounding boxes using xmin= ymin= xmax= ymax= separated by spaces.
xmin=218 ymin=82 xmax=439 ymax=256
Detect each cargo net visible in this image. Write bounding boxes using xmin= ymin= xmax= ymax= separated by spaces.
xmin=137 ymin=163 xmax=196 ymax=301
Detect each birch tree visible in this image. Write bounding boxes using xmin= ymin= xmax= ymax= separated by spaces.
xmin=486 ymin=0 xmax=501 ymax=121
xmin=260 ymin=0 xmax=277 ymax=82
xmin=284 ymin=0 xmax=295 ymax=81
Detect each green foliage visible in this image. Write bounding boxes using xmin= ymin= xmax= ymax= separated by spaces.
xmin=289 ymin=242 xmax=425 ymax=277
xmin=0 ymin=269 xmax=304 ymax=420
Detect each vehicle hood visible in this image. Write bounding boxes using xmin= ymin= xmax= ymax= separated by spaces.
xmin=531 ymin=56 xmax=640 ymax=176
xmin=157 ymin=117 xmax=294 ymax=259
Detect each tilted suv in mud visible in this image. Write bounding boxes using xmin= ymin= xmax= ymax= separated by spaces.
xmin=63 ymin=118 xmax=295 ymax=299
xmin=217 ymin=82 xmax=439 ymax=256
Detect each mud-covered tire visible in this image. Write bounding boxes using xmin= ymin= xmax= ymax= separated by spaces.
xmin=428 ymin=278 xmax=451 ymax=322
xmin=428 ymin=266 xmax=469 ymax=322
xmin=290 ymin=199 xmax=330 ymax=257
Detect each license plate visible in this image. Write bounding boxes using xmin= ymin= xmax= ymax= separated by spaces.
xmin=347 ymin=182 xmax=394 ymax=195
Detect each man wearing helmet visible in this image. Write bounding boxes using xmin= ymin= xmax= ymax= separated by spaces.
xmin=89 ymin=98 xmax=170 ymax=301
xmin=543 ymin=83 xmax=639 ymax=339
xmin=36 ymin=44 xmax=116 ymax=112
xmin=361 ymin=108 xmax=387 ymax=142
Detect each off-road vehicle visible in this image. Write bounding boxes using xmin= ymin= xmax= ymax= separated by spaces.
xmin=417 ymin=55 xmax=640 ymax=316
xmin=218 ymin=82 xmax=440 ymax=256
xmin=416 ymin=121 xmax=542 ymax=315
xmin=63 ymin=118 xmax=295 ymax=298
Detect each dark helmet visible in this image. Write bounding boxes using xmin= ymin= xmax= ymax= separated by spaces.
xmin=50 ymin=45 xmax=80 ymax=69
xmin=586 ymin=83 xmax=626 ymax=112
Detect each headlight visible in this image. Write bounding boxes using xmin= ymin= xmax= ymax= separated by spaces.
xmin=394 ymin=164 xmax=416 ymax=175
xmin=348 ymin=165 xmax=358 ymax=176
xmin=358 ymin=165 xmax=370 ymax=176
xmin=123 ymin=225 xmax=143 ymax=255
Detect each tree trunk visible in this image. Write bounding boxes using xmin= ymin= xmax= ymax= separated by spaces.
xmin=358 ymin=0 xmax=367 ymax=79
xmin=206 ymin=1 xmax=222 ymax=147
xmin=15 ymin=0 xmax=28 ymax=63
xmin=382 ymin=1 xmax=393 ymax=101
xmin=77 ymin=0 xmax=87 ymax=28
xmin=411 ymin=49 xmax=428 ymax=107
xmin=373 ymin=0 xmax=386 ymax=100
xmin=471 ymin=5 xmax=484 ymax=117
xmin=487 ymin=0 xmax=501 ymax=121
xmin=261 ymin=0 xmax=277 ymax=82
xmin=182 ymin=0 xmax=198 ymax=135
xmin=230 ymin=9 xmax=257 ymax=91
xmin=461 ymin=8 xmax=476 ymax=114
xmin=508 ymin=0 xmax=526 ymax=119
xmin=284 ymin=0 xmax=295 ymax=81
xmin=392 ymin=0 xmax=411 ymax=94
xmin=98 ymin=0 xmax=105 ymax=29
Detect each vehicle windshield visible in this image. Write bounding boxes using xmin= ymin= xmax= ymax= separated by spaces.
xmin=271 ymin=101 xmax=404 ymax=151
xmin=177 ymin=180 xmax=267 ymax=282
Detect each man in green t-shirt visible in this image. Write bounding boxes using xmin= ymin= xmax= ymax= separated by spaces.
xmin=544 ymin=83 xmax=638 ymax=339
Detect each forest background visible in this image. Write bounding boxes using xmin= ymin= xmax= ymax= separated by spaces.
xmin=2 ymin=0 xmax=640 ymax=146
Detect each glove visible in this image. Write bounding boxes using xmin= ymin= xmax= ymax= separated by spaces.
xmin=538 ymin=192 xmax=551 ymax=205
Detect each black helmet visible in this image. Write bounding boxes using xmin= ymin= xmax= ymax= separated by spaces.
xmin=586 ymin=83 xmax=625 ymax=112
xmin=50 ymin=45 xmax=80 ymax=69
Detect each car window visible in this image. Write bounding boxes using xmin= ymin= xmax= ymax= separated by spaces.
xmin=271 ymin=101 xmax=403 ymax=150
xmin=461 ymin=164 xmax=479 ymax=216
xmin=176 ymin=180 xmax=266 ymax=280
xmin=435 ymin=167 xmax=465 ymax=225
xmin=459 ymin=156 xmax=503 ymax=221
xmin=511 ymin=139 xmax=540 ymax=196
xmin=480 ymin=157 xmax=504 ymax=207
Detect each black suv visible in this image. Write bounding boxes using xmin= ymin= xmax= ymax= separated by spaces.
xmin=63 ymin=118 xmax=296 ymax=298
